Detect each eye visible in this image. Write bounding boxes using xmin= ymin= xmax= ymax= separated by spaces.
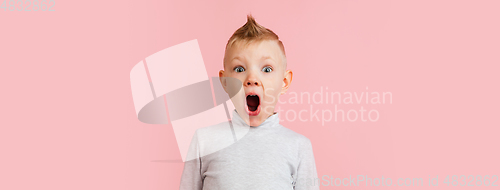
xmin=234 ymin=66 xmax=245 ymax=72
xmin=262 ymin=66 xmax=273 ymax=73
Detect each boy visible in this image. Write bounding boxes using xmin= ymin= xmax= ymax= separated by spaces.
xmin=180 ymin=15 xmax=319 ymax=190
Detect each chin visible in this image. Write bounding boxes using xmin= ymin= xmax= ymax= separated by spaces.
xmin=248 ymin=117 xmax=264 ymax=127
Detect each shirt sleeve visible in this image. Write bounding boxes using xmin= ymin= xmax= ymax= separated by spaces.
xmin=294 ymin=138 xmax=320 ymax=190
xmin=179 ymin=130 xmax=203 ymax=190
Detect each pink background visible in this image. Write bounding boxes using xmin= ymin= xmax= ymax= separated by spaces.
xmin=1 ymin=0 xmax=499 ymax=189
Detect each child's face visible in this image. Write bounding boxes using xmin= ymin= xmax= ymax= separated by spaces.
xmin=220 ymin=40 xmax=292 ymax=127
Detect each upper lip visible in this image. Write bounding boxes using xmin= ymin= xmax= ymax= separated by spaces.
xmin=245 ymin=91 xmax=260 ymax=98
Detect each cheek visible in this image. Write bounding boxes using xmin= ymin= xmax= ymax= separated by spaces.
xmin=225 ymin=77 xmax=245 ymax=97
xmin=224 ymin=73 xmax=246 ymax=87
xmin=269 ymin=78 xmax=284 ymax=91
xmin=228 ymin=72 xmax=246 ymax=82
xmin=262 ymin=74 xmax=282 ymax=85
xmin=262 ymin=83 xmax=283 ymax=103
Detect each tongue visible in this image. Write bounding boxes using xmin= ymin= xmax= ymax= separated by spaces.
xmin=247 ymin=96 xmax=259 ymax=111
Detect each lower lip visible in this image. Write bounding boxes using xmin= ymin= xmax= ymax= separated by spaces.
xmin=245 ymin=103 xmax=261 ymax=116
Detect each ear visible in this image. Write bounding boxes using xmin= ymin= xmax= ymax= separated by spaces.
xmin=219 ymin=70 xmax=227 ymax=92
xmin=281 ymin=70 xmax=293 ymax=95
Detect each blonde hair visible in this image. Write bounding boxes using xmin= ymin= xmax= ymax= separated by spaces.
xmin=224 ymin=14 xmax=287 ymax=67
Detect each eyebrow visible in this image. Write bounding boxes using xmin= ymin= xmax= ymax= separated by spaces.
xmin=230 ymin=55 xmax=276 ymax=63
xmin=261 ymin=56 xmax=277 ymax=64
xmin=231 ymin=56 xmax=242 ymax=62
xmin=260 ymin=56 xmax=272 ymax=61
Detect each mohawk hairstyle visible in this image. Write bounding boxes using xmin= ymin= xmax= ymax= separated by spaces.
xmin=224 ymin=14 xmax=287 ymax=66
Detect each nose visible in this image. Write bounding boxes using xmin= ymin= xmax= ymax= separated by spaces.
xmin=245 ymin=80 xmax=260 ymax=86
xmin=244 ymin=75 xmax=261 ymax=87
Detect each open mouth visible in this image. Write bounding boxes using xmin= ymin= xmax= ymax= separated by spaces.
xmin=246 ymin=94 xmax=261 ymax=116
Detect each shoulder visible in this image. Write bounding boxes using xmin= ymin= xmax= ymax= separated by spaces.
xmin=195 ymin=120 xmax=232 ymax=136
xmin=192 ymin=121 xmax=237 ymax=156
xmin=194 ymin=120 xmax=235 ymax=143
xmin=275 ymin=125 xmax=313 ymax=148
